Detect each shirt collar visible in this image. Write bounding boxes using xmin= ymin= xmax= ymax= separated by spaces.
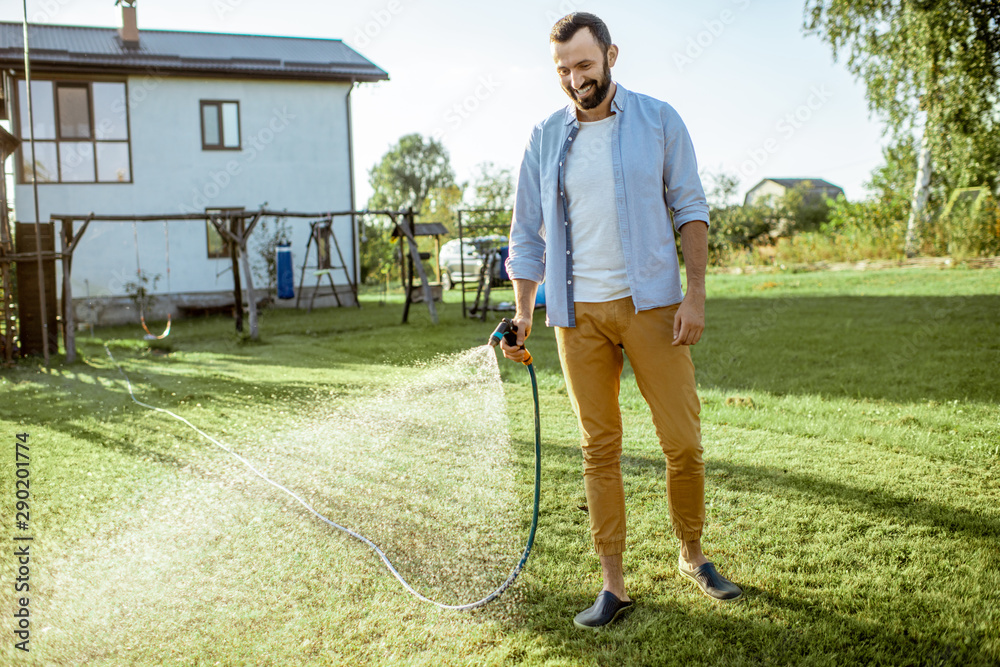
xmin=562 ymin=81 xmax=628 ymax=126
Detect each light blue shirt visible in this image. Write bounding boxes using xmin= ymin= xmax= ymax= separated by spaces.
xmin=505 ymin=82 xmax=710 ymax=328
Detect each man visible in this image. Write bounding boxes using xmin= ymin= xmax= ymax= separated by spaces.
xmin=502 ymin=12 xmax=742 ymax=630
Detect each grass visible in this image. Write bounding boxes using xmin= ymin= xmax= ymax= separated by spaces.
xmin=2 ymin=267 xmax=999 ymax=666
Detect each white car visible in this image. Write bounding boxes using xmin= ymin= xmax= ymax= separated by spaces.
xmin=438 ymin=236 xmax=507 ymax=289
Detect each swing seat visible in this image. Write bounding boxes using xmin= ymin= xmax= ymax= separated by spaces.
xmin=141 ymin=313 xmax=171 ymax=340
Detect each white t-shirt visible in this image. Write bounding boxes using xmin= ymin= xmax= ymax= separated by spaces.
xmin=564 ymin=114 xmax=631 ymax=303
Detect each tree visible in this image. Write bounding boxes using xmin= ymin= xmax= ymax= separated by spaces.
xmin=805 ymin=1 xmax=1000 ymax=255
xmin=778 ymin=181 xmax=835 ymax=234
xmin=367 ymin=133 xmax=456 ymax=212
xmin=703 ymin=169 xmax=742 ymax=209
xmin=362 ymin=134 xmax=457 ymax=283
xmin=865 ymin=136 xmax=919 ymax=204
xmin=462 ymin=161 xmax=515 ymax=232
xmin=424 ymin=183 xmax=464 ymax=233
xmin=468 ymin=162 xmax=515 ymax=210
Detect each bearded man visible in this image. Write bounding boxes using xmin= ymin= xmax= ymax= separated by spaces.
xmin=502 ymin=12 xmax=743 ymax=630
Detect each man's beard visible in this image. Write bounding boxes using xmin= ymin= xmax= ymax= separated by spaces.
xmin=562 ymin=56 xmax=612 ymax=111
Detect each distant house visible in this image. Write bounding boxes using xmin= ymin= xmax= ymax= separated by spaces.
xmin=0 ymin=5 xmax=388 ymax=324
xmin=744 ymin=178 xmax=844 ymax=207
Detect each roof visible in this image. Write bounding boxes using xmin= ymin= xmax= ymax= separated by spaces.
xmin=757 ymin=178 xmax=843 ymax=192
xmin=744 ymin=178 xmax=845 ymax=206
xmin=0 ymin=22 xmax=388 ymax=83
xmin=392 ymin=223 xmax=450 ymax=238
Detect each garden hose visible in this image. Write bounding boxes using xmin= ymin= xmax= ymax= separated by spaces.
xmin=104 ymin=337 xmax=541 ymax=612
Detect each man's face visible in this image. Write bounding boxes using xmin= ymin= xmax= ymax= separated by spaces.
xmin=551 ymin=28 xmax=617 ymax=111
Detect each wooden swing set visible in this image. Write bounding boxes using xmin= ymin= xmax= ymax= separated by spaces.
xmin=4 ymin=207 xmax=438 ymax=364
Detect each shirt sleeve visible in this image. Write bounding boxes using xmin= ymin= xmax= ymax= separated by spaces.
xmin=505 ymin=124 xmax=546 ymax=284
xmin=662 ymin=108 xmax=710 ymax=231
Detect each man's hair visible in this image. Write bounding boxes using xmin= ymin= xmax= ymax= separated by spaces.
xmin=549 ymin=12 xmax=612 ymax=55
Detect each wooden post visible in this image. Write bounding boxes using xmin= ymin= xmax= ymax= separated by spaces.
xmin=238 ymin=213 xmax=260 ymax=340
xmin=60 ymin=219 xmax=76 ymax=363
xmin=228 ymin=215 xmax=243 ymax=332
xmin=212 ymin=212 xmax=260 ymax=340
xmin=402 ymin=247 xmax=414 ymax=324
xmin=1 ymin=260 xmax=11 ymax=365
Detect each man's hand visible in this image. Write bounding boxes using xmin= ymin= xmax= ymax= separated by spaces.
xmin=674 ymin=220 xmax=708 ymax=346
xmin=500 ymin=313 xmax=532 ymax=362
xmin=672 ymin=294 xmax=704 ymax=346
xmin=501 ymin=279 xmax=538 ymax=362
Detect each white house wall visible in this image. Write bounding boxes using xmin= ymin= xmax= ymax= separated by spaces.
xmin=14 ymin=76 xmax=355 ymax=305
xmin=746 ymin=180 xmax=787 ymax=206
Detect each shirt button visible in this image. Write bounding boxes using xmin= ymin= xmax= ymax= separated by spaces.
xmin=566 ymin=250 xmax=570 ymax=255
xmin=567 ymin=280 xmax=572 ymax=285
xmin=559 ymin=162 xmax=562 ymax=166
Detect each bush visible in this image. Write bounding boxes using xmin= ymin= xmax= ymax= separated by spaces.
xmin=942 ymin=189 xmax=1000 ymax=258
xmin=718 ymin=195 xmax=908 ymax=266
xmin=707 ymin=205 xmax=776 ymax=265
xmin=777 ymin=182 xmax=835 ymax=235
xmin=817 ymin=195 xmax=908 ymax=259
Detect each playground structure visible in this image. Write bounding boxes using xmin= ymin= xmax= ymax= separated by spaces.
xmin=296 ymin=218 xmax=360 ymax=313
xmin=392 ymin=220 xmax=448 ymax=324
xmin=456 ymin=208 xmax=515 ymax=321
xmin=1 ymin=207 xmax=435 ymax=366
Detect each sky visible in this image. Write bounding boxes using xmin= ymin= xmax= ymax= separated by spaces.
xmin=2 ymin=0 xmax=891 ymax=205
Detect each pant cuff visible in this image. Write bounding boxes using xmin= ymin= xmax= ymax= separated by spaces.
xmin=676 ymin=529 xmax=703 ymax=542
xmin=594 ymin=538 xmax=626 ymax=556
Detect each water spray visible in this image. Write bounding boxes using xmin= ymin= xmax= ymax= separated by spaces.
xmin=103 ymin=320 xmax=541 ymax=612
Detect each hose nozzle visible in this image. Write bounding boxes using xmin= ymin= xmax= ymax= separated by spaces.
xmin=488 ymin=318 xmax=514 ymax=347
xmin=488 ymin=318 xmax=532 ymax=365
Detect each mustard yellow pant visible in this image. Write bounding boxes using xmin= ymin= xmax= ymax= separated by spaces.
xmin=555 ymin=297 xmax=705 ymax=556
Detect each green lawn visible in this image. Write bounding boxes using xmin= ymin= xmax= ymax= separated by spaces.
xmin=2 ymin=267 xmax=998 ymax=666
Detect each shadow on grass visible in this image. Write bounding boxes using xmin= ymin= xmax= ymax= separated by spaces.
xmin=534 ymin=441 xmax=999 ymax=545
xmin=706 ymin=459 xmax=1000 ymax=542
xmin=2 ymin=353 xmax=364 ymax=474
xmin=73 ymin=302 xmax=504 ymax=374
xmin=543 ymin=439 xmax=994 ymax=543
xmin=492 ymin=576 xmax=986 ymax=667
xmin=23 ymin=293 xmax=1000 ymax=405
xmin=493 ymin=438 xmax=996 ymax=665
xmin=693 ymin=294 xmax=1000 ymax=404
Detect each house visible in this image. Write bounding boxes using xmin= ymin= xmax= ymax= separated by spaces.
xmin=0 ymin=4 xmax=388 ymax=325
xmin=743 ymin=178 xmax=844 ymax=207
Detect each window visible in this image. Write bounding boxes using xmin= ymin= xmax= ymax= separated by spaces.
xmin=205 ymin=208 xmax=243 ymax=259
xmin=200 ymin=100 xmax=240 ymax=150
xmin=15 ymin=79 xmax=131 ymax=183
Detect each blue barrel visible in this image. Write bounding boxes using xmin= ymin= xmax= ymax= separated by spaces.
xmin=277 ymin=244 xmax=294 ymax=299
xmin=535 ymin=282 xmax=546 ymax=307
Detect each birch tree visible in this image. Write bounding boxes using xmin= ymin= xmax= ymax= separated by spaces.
xmin=805 ymin=1 xmax=1000 ymax=256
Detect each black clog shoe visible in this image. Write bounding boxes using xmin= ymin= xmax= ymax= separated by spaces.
xmin=573 ymin=591 xmax=634 ymax=630
xmin=678 ymin=561 xmax=743 ymax=601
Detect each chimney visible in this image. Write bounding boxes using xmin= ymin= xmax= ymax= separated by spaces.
xmin=119 ymin=2 xmax=139 ymax=48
